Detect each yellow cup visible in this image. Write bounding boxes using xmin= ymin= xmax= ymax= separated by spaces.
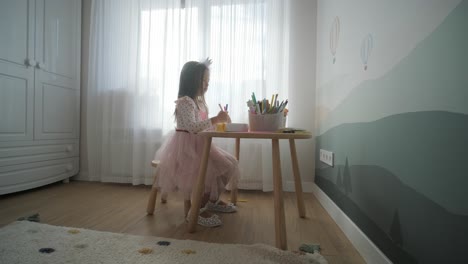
xmin=215 ymin=123 xmax=226 ymax=132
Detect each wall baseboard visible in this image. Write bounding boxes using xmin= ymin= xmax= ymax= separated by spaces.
xmin=311 ymin=183 xmax=392 ymax=264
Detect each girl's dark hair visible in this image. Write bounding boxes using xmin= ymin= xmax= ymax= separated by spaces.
xmin=175 ymin=61 xmax=209 ymax=119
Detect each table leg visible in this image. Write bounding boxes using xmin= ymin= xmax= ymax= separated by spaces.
xmin=230 ymin=138 xmax=240 ymax=205
xmin=235 ymin=138 xmax=240 ymax=160
xmin=272 ymin=139 xmax=287 ymax=250
xmin=289 ymin=139 xmax=306 ymax=218
xmin=187 ymin=137 xmax=212 ymax=232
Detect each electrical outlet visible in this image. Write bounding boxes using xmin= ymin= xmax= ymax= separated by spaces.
xmin=320 ymin=149 xmax=334 ymax=166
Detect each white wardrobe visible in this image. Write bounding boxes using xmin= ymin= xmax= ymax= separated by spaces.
xmin=0 ymin=0 xmax=81 ymax=194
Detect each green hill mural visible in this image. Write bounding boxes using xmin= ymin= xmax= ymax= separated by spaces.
xmin=318 ymin=0 xmax=468 ymax=134
xmin=316 ymin=111 xmax=468 ymax=263
xmin=318 ymin=111 xmax=468 ymax=215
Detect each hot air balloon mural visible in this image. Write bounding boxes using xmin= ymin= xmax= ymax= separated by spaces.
xmin=329 ymin=16 xmax=340 ymax=64
xmin=361 ymin=33 xmax=373 ymax=70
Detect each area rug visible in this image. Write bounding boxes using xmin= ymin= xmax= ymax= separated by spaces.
xmin=0 ymin=221 xmax=327 ymax=264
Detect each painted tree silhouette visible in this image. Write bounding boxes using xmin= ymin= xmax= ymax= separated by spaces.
xmin=390 ymin=209 xmax=403 ymax=246
xmin=343 ymin=157 xmax=352 ymax=195
xmin=336 ymin=167 xmax=343 ymax=190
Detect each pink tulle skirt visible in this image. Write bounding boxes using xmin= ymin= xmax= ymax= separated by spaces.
xmin=153 ymin=131 xmax=239 ymax=201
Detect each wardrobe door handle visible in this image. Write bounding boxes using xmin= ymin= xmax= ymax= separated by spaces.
xmin=66 ymin=145 xmax=74 ymax=152
xmin=36 ymin=62 xmax=46 ymax=69
xmin=24 ymin=58 xmax=36 ymax=67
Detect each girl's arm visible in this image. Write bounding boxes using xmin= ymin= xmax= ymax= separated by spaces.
xmin=176 ymin=97 xmax=214 ymax=133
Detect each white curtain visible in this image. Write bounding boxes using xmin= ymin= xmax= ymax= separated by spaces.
xmin=81 ymin=0 xmax=290 ymax=190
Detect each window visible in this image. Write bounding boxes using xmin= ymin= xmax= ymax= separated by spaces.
xmin=139 ymin=1 xmax=269 ymax=129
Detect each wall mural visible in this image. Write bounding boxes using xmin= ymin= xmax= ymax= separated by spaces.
xmin=315 ymin=0 xmax=467 ymax=263
xmin=329 ymin=16 xmax=340 ymax=64
xmin=360 ymin=34 xmax=373 ymax=71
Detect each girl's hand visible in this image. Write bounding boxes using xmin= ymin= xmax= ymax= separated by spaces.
xmin=211 ymin=110 xmax=229 ymax=125
xmin=216 ymin=111 xmax=229 ymax=123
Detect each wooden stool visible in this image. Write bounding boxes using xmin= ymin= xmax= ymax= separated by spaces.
xmin=146 ymin=160 xmax=191 ymax=217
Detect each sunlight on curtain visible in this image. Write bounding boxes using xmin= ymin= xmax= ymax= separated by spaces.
xmin=82 ymin=0 xmax=290 ymax=190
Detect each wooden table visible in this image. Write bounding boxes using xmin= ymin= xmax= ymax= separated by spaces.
xmin=187 ymin=130 xmax=312 ymax=250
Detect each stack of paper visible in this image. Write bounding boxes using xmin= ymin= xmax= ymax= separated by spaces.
xmin=225 ymin=123 xmax=249 ymax=132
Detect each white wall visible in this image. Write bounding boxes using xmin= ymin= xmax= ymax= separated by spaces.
xmin=287 ymin=0 xmax=317 ymax=185
xmin=78 ymin=0 xmax=91 ymax=180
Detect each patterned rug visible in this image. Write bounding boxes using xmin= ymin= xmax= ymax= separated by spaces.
xmin=0 ymin=221 xmax=327 ymax=264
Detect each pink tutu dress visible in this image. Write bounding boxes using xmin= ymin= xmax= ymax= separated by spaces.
xmin=153 ymin=96 xmax=239 ymax=201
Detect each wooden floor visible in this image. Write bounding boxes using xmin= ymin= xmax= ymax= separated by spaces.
xmin=0 ymin=181 xmax=365 ymax=264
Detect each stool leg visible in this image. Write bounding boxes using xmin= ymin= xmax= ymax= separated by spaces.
xmin=184 ymin=200 xmax=192 ymax=217
xmin=161 ymin=192 xmax=168 ymax=204
xmin=146 ymin=188 xmax=158 ymax=215
xmin=146 ymin=170 xmax=159 ymax=215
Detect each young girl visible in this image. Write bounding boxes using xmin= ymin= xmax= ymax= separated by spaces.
xmin=153 ymin=59 xmax=239 ymax=227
